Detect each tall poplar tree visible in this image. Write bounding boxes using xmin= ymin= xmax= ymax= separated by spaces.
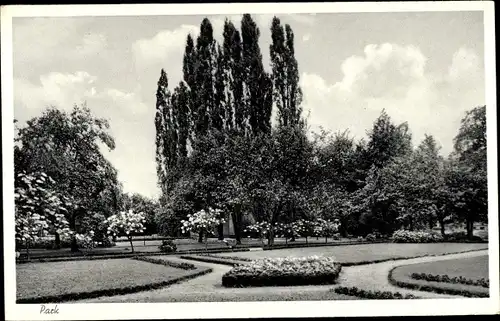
xmin=182 ymin=34 xmax=197 ymax=143
xmin=194 ymin=18 xmax=217 ymax=137
xmin=284 ymin=24 xmax=303 ymax=128
xmin=155 ymin=69 xmax=170 ymax=190
xmin=241 ymin=14 xmax=272 ymax=135
xmin=173 ymin=82 xmax=191 ymax=160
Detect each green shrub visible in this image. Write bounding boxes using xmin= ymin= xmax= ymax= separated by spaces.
xmin=332 ymin=286 xmax=418 ymax=299
xmin=392 ymin=230 xmax=444 ymax=243
xmin=159 ymin=240 xmax=177 ymax=253
xmin=365 ymin=233 xmax=377 ymax=242
xmin=134 ymin=256 xmax=196 ymax=270
xmin=222 ymin=256 xmax=342 ymax=287
xmin=444 ymin=231 xmax=484 ymax=242
xmin=411 ymin=273 xmax=489 ymax=288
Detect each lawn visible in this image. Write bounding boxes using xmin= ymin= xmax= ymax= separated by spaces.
xmin=16 ymin=258 xmax=196 ymax=302
xmin=391 ymin=255 xmax=489 ymax=281
xmin=389 ymin=255 xmax=489 ymax=297
xmin=215 ymin=243 xmax=488 ymax=264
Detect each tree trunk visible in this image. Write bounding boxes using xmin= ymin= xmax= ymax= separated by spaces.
xmin=232 ymin=206 xmax=242 ymax=245
xmin=217 ymin=223 xmax=224 ymax=240
xmin=267 ymin=228 xmax=274 ymax=246
xmin=128 ymin=236 xmax=134 ymax=253
xmin=26 ymin=241 xmax=30 ymax=260
xmin=439 ymin=219 xmax=446 ymax=237
xmin=71 ymin=236 xmax=79 ymax=252
xmin=70 ymin=210 xmax=79 ymax=252
xmin=198 ymin=230 xmax=204 ymax=243
xmin=467 ymin=220 xmax=474 ymax=239
xmin=325 ymin=236 xmax=328 ymax=244
xmin=54 ymin=232 xmax=61 ymax=250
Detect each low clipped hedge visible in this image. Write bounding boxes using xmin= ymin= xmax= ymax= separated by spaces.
xmin=133 ymin=256 xmax=196 ymax=270
xmin=411 ymin=273 xmax=489 ymax=288
xmin=392 ymin=230 xmax=444 ymax=243
xmin=222 ymin=256 xmax=342 ymax=288
xmin=332 ymin=286 xmax=419 ymax=299
xmin=388 ymin=267 xmax=489 ymax=298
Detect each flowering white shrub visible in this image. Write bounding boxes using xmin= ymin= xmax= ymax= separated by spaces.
xmin=181 ymin=208 xmax=225 ymax=235
xmin=181 ymin=208 xmax=225 ymax=250
xmin=15 ymin=171 xmax=72 ymax=257
xmin=75 ymin=231 xmax=96 ymax=250
xmin=392 ymin=229 xmax=444 ymax=243
xmin=106 ymin=209 xmax=146 ymax=253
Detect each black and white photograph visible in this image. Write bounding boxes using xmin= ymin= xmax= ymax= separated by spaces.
xmin=1 ymin=2 xmax=498 ymax=320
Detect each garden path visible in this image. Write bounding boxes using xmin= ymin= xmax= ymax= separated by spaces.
xmin=76 ymin=249 xmax=488 ymax=303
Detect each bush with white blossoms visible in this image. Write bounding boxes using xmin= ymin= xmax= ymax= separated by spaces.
xmin=181 ymin=208 xmax=226 ymax=250
xmin=244 ymin=221 xmax=272 ymax=244
xmin=106 ymin=209 xmax=146 ymax=253
xmin=15 ymin=171 xmax=72 ymax=258
xmin=75 ymin=231 xmax=96 ymax=250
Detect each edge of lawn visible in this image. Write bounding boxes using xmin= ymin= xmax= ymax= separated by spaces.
xmin=180 ymin=247 xmax=489 ymax=268
xmin=388 ymin=265 xmax=490 ymax=298
xmin=16 ymin=258 xmax=213 ymax=304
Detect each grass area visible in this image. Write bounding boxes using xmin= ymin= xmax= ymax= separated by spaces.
xmin=393 ymin=255 xmax=489 ymax=281
xmin=16 ymin=258 xmax=199 ymax=302
xmin=215 ymin=243 xmax=488 ymax=264
xmin=389 ymin=257 xmax=490 ymax=298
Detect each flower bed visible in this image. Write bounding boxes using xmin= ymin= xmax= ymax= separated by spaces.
xmin=332 ymin=286 xmax=419 ymax=299
xmin=222 ymin=256 xmax=342 ymax=287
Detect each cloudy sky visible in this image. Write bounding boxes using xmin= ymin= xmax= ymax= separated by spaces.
xmin=12 ymin=10 xmax=485 ymax=199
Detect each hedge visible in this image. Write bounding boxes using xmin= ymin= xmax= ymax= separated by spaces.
xmin=221 ymin=256 xmax=342 ymax=288
xmin=411 ymin=273 xmax=489 ymax=288
xmin=133 ymin=256 xmax=196 ymax=270
xmin=180 ymin=255 xmax=243 ymax=267
xmin=388 ymin=267 xmax=489 ymax=298
xmin=17 ymin=247 xmax=251 ymax=264
xmin=332 ymin=286 xmax=419 ymax=299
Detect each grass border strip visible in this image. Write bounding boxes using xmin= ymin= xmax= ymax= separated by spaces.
xmin=180 ymin=254 xmax=243 ymax=266
xmin=16 ymin=266 xmax=213 ymax=304
xmin=388 ymin=266 xmax=489 ymax=298
xmin=16 ymin=247 xmax=251 ymax=264
xmin=341 ymin=248 xmax=489 ymax=266
xmin=331 ymin=286 xmax=420 ymax=299
xmin=201 ymin=248 xmax=488 ymax=267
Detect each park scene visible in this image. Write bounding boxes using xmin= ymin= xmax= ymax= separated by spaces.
xmin=13 ymin=12 xmax=489 ymax=304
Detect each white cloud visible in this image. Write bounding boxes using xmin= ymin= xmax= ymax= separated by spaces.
xmin=15 ymin=71 xmax=97 ymax=114
xmin=286 ymin=13 xmax=317 ymax=26
xmin=132 ymin=24 xmax=198 ymax=65
xmin=302 ymin=33 xmax=311 ymax=42
xmin=77 ymin=34 xmax=107 ymax=55
xmin=335 ymin=43 xmax=427 ymax=99
xmin=301 ymin=44 xmax=484 ymax=155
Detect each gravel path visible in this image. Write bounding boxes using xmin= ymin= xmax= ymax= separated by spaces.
xmin=76 ymin=250 xmax=488 ymax=303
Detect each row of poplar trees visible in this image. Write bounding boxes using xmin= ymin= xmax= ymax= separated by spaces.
xmin=154 ymin=15 xmax=304 ymax=238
